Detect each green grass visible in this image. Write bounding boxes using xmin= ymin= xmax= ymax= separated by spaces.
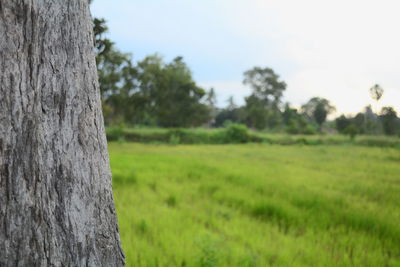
xmin=109 ymin=143 xmax=400 ymax=266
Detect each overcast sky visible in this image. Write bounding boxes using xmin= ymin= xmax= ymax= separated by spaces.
xmin=91 ymin=0 xmax=400 ymax=116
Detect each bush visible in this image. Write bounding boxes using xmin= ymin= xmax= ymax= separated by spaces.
xmin=285 ymin=123 xmax=316 ymax=135
xmin=302 ymin=125 xmax=317 ymax=135
xmin=223 ymin=123 xmax=250 ymax=143
xmin=106 ymin=126 xmax=124 ymax=142
xmin=344 ymin=125 xmax=358 ymax=140
xmin=169 ymin=134 xmax=181 ymax=145
xmin=286 ymin=125 xmax=299 ymax=135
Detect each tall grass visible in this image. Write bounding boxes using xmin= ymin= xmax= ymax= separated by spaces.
xmin=110 ymin=143 xmax=400 ymax=266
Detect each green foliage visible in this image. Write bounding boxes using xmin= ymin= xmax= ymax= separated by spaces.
xmin=302 ymin=97 xmax=336 ymax=129
xmin=344 ymin=125 xmax=358 ymax=140
xmin=223 ymin=123 xmax=250 ymax=143
xmin=93 ymin=17 xmax=400 ymax=136
xmin=302 ymin=125 xmax=317 ymax=135
xmin=243 ymin=67 xmax=286 ymax=108
xmin=106 ymin=126 xmax=125 ymax=142
xmin=335 ymin=106 xmax=390 ymax=136
xmin=106 ymin=127 xmax=400 ymax=148
xmin=93 ymin=18 xmax=210 ymax=127
xmin=195 ymin=237 xmax=220 ymax=267
xmin=242 ymin=67 xmax=286 ymax=130
xmin=93 ymin=18 xmax=139 ymax=125
xmin=243 ymin=94 xmax=268 ymax=130
xmin=165 ymin=195 xmax=177 ymax=207
xmin=137 ymin=220 xmax=148 ymax=235
xmin=380 ymin=106 xmax=398 ymax=135
xmin=335 ymin=115 xmax=351 ymax=133
xmin=137 ymin=55 xmax=211 ymax=127
xmin=168 ymin=134 xmax=181 ymax=145
xmin=110 ymin=143 xmax=400 ymax=266
xmin=284 ymin=104 xmax=317 ymax=135
xmin=213 ymin=107 xmax=245 ymax=128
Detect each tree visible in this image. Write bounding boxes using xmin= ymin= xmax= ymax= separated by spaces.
xmin=244 ymin=94 xmax=269 ymax=129
xmin=344 ymin=125 xmax=358 ymax=140
xmin=227 ymin=96 xmax=237 ymax=111
xmin=380 ymin=107 xmax=398 ymax=135
xmin=369 ymin=84 xmax=384 ymax=115
xmin=352 ymin=113 xmax=366 ymax=134
xmin=369 ymin=84 xmax=384 ymax=102
xmin=282 ymin=103 xmax=314 ymax=134
xmin=205 ymin=88 xmax=217 ymax=126
xmin=94 ymin=17 xmax=138 ymax=125
xmin=243 ymin=67 xmax=287 ymax=129
xmin=363 ymin=105 xmax=382 ymax=134
xmin=205 ymin=88 xmax=217 ymax=108
xmin=243 ymin=67 xmax=286 ymax=108
xmin=335 ymin=115 xmax=352 ymax=134
xmin=213 ymin=97 xmax=244 ymax=127
xmin=0 ymin=2 xmax=124 ymax=266
xmin=137 ymin=55 xmax=210 ymax=127
xmin=302 ymin=97 xmax=336 ymax=130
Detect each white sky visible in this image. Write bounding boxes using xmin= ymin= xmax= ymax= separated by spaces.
xmin=91 ymin=0 xmax=400 ymax=116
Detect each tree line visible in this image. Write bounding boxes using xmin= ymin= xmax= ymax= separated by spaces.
xmin=94 ymin=18 xmax=400 ymax=136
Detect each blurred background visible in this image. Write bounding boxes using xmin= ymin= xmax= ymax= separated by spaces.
xmin=91 ymin=0 xmax=399 ymax=137
xmin=89 ymin=2 xmax=400 ymax=266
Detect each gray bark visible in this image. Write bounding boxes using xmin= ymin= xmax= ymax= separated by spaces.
xmin=0 ymin=1 xmax=124 ymax=266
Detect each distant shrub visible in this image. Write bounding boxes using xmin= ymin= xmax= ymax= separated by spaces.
xmin=286 ymin=125 xmax=300 ymax=135
xmin=286 ymin=123 xmax=316 ymax=135
xmin=209 ymin=130 xmax=227 ymax=144
xmin=344 ymin=125 xmax=358 ymax=140
xmin=106 ymin=126 xmax=124 ymax=142
xmin=223 ymin=123 xmax=249 ymax=143
xmin=302 ymin=125 xmax=317 ymax=135
xmin=169 ymin=134 xmax=181 ymax=145
xmin=297 ymin=138 xmax=308 ymax=145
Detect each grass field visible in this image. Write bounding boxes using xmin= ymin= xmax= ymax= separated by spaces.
xmin=109 ymin=143 xmax=400 ymax=266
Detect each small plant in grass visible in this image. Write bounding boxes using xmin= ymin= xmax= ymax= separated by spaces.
xmin=149 ymin=181 xmax=157 ymax=192
xmin=137 ymin=219 xmax=148 ymax=235
xmin=195 ymin=237 xmax=220 ymax=267
xmin=239 ymin=253 xmax=259 ymax=267
xmin=165 ymin=195 xmax=177 ymax=207
xmin=112 ymin=170 xmax=137 ymax=185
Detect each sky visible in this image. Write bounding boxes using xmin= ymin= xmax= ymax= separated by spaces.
xmin=91 ymin=0 xmax=400 ymax=116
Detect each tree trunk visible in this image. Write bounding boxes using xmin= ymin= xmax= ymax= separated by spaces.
xmin=0 ymin=1 xmax=124 ymax=266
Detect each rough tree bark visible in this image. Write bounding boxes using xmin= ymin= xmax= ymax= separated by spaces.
xmin=0 ymin=1 xmax=124 ymax=266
